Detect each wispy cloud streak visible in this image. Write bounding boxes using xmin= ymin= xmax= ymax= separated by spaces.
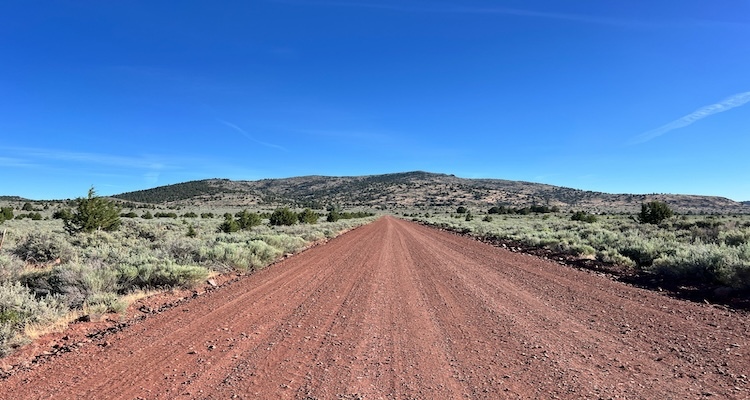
xmin=0 ymin=156 xmax=36 ymax=168
xmin=1 ymin=147 xmax=167 ymax=170
xmin=271 ymin=0 xmax=650 ymax=28
xmin=632 ymin=91 xmax=750 ymax=144
xmin=217 ymin=119 xmax=286 ymax=151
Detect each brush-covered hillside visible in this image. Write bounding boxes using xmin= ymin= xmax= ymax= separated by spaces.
xmin=112 ymin=172 xmax=748 ymax=214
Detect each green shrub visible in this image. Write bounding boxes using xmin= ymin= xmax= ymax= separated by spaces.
xmin=218 ymin=215 xmax=240 ymax=233
xmin=164 ymin=238 xmax=200 ymax=264
xmin=246 ymin=240 xmax=283 ymax=266
xmin=298 ymin=208 xmax=319 ymax=224
xmin=0 ymin=281 xmax=65 ymax=356
xmin=154 ymin=212 xmax=178 ymax=219
xmin=85 ymin=291 xmax=127 ymax=314
xmin=21 ymin=262 xmax=120 ymax=308
xmin=270 ymin=208 xmax=298 ymax=226
xmin=182 ymin=212 xmax=198 ymax=218
xmin=0 ymin=207 xmax=13 ymax=223
xmin=118 ymin=261 xmax=208 ymax=290
xmin=255 ymin=234 xmax=306 ymax=254
xmin=52 ymin=208 xmax=72 ymax=220
xmin=13 ymin=232 xmax=76 ymax=264
xmin=456 ymin=206 xmax=468 ymax=214
xmin=197 ymin=242 xmax=254 ymax=271
xmin=327 ymin=210 xmax=340 ymax=222
xmin=141 ymin=211 xmax=154 ymax=219
xmin=65 ymin=187 xmax=122 ymax=234
xmin=571 ymin=211 xmax=598 ymax=223
xmin=0 ymin=254 xmax=24 ymax=283
xmin=638 ymin=201 xmax=673 ymax=225
xmin=236 ymin=210 xmax=262 ymax=230
xmin=720 ymin=230 xmax=749 ymax=247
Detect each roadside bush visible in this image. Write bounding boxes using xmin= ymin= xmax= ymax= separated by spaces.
xmin=0 ymin=281 xmax=65 ymax=356
xmin=270 ymin=208 xmax=298 ymax=226
xmin=648 ymin=244 xmax=745 ymax=287
xmin=21 ymin=262 xmax=120 ymax=308
xmin=118 ymin=260 xmax=208 ymax=290
xmin=246 ymin=240 xmax=283 ymax=267
xmin=0 ymin=254 xmax=24 ymax=282
xmin=327 ymin=210 xmax=340 ymax=222
xmin=164 ymin=238 xmax=200 ymax=264
xmin=13 ymin=232 xmax=76 ymax=264
xmin=85 ymin=291 xmax=126 ymax=315
xmin=198 ymin=242 xmax=254 ymax=271
xmin=255 ymin=234 xmax=306 ymax=254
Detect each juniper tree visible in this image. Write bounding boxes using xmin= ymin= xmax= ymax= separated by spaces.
xmin=64 ymin=187 xmax=122 ymax=234
xmin=298 ymin=208 xmax=318 ymax=224
xmin=638 ymin=201 xmax=673 ymax=225
xmin=269 ymin=208 xmax=298 ymax=226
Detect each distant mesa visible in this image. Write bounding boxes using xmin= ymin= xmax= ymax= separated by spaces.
xmin=108 ymin=171 xmax=747 ymax=215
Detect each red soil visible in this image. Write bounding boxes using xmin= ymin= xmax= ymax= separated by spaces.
xmin=1 ymin=217 xmax=748 ymax=399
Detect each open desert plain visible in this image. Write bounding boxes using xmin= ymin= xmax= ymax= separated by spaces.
xmin=1 ymin=216 xmax=748 ymax=399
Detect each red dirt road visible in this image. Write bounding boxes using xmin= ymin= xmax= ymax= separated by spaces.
xmin=1 ymin=217 xmax=749 ymax=399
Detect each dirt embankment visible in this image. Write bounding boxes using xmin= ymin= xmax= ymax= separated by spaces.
xmin=1 ymin=217 xmax=748 ymax=399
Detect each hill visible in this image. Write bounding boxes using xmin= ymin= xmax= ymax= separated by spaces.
xmin=113 ymin=171 xmax=748 ymax=214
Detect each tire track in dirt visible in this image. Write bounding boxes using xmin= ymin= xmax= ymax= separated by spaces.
xmin=1 ymin=217 xmax=748 ymax=399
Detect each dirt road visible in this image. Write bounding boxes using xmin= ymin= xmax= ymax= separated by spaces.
xmin=1 ymin=217 xmax=749 ymax=399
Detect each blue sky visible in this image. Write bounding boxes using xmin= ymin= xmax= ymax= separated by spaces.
xmin=1 ymin=1 xmax=749 ymax=201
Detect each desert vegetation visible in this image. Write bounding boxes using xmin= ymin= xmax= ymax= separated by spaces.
xmin=415 ymin=206 xmax=750 ymax=295
xmin=0 ymin=193 xmax=377 ymax=356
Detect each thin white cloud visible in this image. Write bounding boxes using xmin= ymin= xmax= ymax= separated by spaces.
xmin=271 ymin=0 xmax=650 ymax=28
xmin=632 ymin=91 xmax=750 ymax=144
xmin=0 ymin=146 xmax=168 ymax=170
xmin=217 ymin=119 xmax=287 ymax=151
xmin=292 ymin=128 xmax=392 ymax=142
xmin=0 ymin=156 xmax=36 ymax=168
